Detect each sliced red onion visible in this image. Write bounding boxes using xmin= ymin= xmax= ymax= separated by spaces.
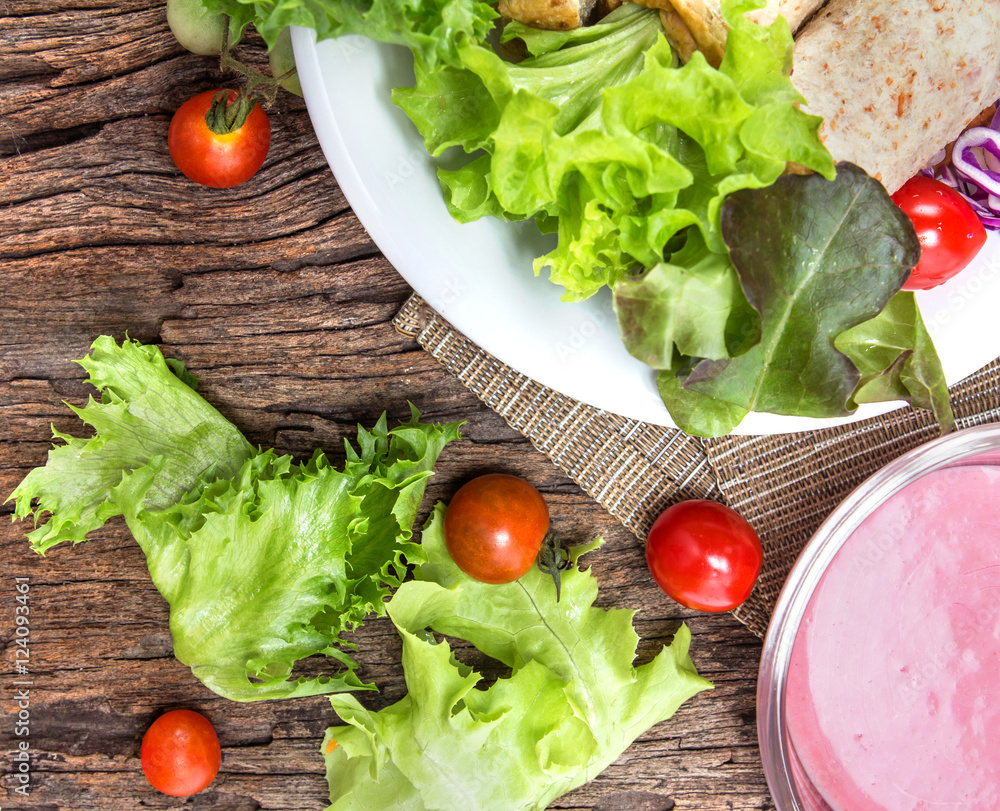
xmin=924 ymin=103 xmax=1000 ymax=230
xmin=952 ymin=128 xmax=1000 ymax=191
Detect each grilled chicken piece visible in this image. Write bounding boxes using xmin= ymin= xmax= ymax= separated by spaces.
xmin=633 ymin=0 xmax=826 ymax=66
xmin=499 ymin=0 xmax=600 ymax=30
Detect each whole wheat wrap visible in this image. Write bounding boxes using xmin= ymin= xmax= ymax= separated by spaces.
xmin=791 ymin=0 xmax=1000 ymax=193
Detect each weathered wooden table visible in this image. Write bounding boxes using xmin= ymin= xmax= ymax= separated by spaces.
xmin=1 ymin=3 xmax=771 ymax=809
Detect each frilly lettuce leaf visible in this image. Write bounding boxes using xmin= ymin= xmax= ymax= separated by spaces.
xmin=10 ymin=336 xmax=255 ymax=553
xmin=614 ymin=229 xmax=760 ymax=369
xmin=322 ymin=503 xmax=711 ymax=810
xmin=8 ymin=337 xmax=461 ymax=700
xmin=395 ymin=0 xmax=834 ymax=302
xmin=201 ymin=0 xmax=497 ymax=68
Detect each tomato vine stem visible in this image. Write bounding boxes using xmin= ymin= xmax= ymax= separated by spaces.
xmin=218 ymin=17 xmax=298 ymax=108
xmin=536 ymin=531 xmax=574 ymax=602
xmin=202 ymin=19 xmax=299 ymax=135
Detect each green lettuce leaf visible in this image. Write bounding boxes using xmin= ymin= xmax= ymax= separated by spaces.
xmin=679 ymin=163 xmax=921 ymax=421
xmin=836 ymin=292 xmax=955 ymax=432
xmin=9 ymin=338 xmax=461 ymax=700
xmin=322 ymin=504 xmax=711 ymax=810
xmin=396 ymin=0 xmax=834 ymax=301
xmin=656 ymin=367 xmax=749 ymax=437
xmin=10 ymin=336 xmax=254 ymax=553
xmin=613 ymin=229 xmax=759 ymax=369
xmin=657 ymin=288 xmax=956 ymax=437
xmin=202 ymin=0 xmax=497 ymax=67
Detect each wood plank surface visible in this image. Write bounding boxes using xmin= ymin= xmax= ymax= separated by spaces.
xmin=0 ymin=3 xmax=772 ymax=809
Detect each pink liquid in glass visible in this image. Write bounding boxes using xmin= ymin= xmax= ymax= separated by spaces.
xmin=785 ymin=465 xmax=1000 ymax=810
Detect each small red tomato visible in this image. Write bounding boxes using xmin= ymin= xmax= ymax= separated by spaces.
xmin=140 ymin=709 xmax=221 ymax=797
xmin=891 ymin=175 xmax=987 ymax=290
xmin=168 ymin=89 xmax=270 ymax=188
xmin=444 ymin=473 xmax=549 ymax=584
xmin=646 ymin=500 xmax=762 ymax=613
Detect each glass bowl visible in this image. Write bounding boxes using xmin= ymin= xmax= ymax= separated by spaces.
xmin=757 ymin=423 xmax=1000 ymax=810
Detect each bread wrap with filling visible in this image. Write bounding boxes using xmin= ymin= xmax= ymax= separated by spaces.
xmin=791 ymin=0 xmax=1000 ymax=193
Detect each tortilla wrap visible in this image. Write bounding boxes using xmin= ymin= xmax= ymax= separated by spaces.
xmin=792 ymin=0 xmax=1000 ymax=193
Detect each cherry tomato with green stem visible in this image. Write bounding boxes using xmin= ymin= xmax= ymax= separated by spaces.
xmin=892 ymin=175 xmax=987 ymax=290
xmin=645 ymin=500 xmax=762 ymax=613
xmin=140 ymin=709 xmax=221 ymax=797
xmin=444 ymin=473 xmax=550 ymax=584
xmin=168 ymin=89 xmax=270 ymax=188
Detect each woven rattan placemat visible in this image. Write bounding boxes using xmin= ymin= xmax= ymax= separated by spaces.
xmin=395 ymin=293 xmax=1000 ymax=638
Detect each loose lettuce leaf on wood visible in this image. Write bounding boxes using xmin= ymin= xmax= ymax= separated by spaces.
xmin=119 ymin=415 xmax=459 ymax=700
xmin=10 ymin=336 xmax=254 ymax=553
xmin=9 ymin=338 xmax=461 ymax=700
xmin=322 ymin=504 xmax=711 ymax=810
xmin=681 ymin=163 xmax=920 ymax=419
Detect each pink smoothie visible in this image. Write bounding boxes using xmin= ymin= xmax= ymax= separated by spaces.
xmin=785 ymin=464 xmax=1000 ymax=811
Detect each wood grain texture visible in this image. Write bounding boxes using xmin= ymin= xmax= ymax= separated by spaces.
xmin=0 ymin=3 xmax=772 ymax=810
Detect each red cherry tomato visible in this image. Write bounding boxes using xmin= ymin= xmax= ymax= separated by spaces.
xmin=444 ymin=473 xmax=549 ymax=584
xmin=140 ymin=709 xmax=221 ymax=797
xmin=645 ymin=500 xmax=763 ymax=613
xmin=168 ymin=89 xmax=270 ymax=188
xmin=891 ymin=175 xmax=987 ymax=290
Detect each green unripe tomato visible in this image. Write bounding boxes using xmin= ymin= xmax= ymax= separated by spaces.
xmin=167 ymin=0 xmax=226 ymax=56
xmin=269 ymin=27 xmax=302 ymax=97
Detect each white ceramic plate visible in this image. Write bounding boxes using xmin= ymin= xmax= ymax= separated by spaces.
xmin=291 ymin=28 xmax=1000 ymax=433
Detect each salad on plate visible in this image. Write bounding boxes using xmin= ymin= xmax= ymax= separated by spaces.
xmin=206 ymin=0 xmax=999 ymax=434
